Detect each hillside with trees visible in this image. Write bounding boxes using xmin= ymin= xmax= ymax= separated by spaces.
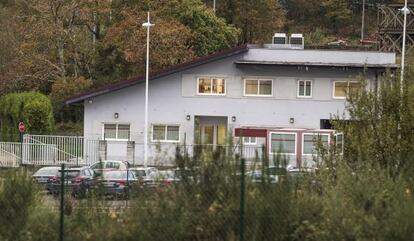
xmin=0 ymin=0 xmax=405 ymax=130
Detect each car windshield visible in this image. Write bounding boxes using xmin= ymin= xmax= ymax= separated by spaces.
xmin=103 ymin=171 xmax=134 ymax=180
xmin=34 ymin=168 xmax=59 ymax=176
xmin=133 ymin=170 xmax=146 ymax=177
xmin=57 ymin=170 xmax=81 ymax=178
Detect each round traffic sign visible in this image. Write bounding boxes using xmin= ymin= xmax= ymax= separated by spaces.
xmin=18 ymin=122 xmax=26 ymax=133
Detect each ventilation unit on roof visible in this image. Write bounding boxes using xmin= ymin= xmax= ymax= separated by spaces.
xmin=289 ymin=34 xmax=304 ymax=49
xmin=272 ymin=33 xmax=287 ymax=45
xmin=265 ymin=33 xmax=305 ymax=50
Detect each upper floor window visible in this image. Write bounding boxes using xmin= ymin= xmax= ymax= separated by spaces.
xmin=333 ymin=80 xmax=360 ymax=99
xmin=197 ymin=77 xmax=226 ymax=95
xmin=297 ymin=80 xmax=312 ymax=98
xmin=152 ymin=124 xmax=180 ymax=142
xmin=244 ymin=79 xmax=272 ymax=96
xmin=103 ymin=123 xmax=130 ymax=140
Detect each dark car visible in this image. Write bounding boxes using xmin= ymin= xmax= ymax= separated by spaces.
xmin=32 ymin=166 xmax=61 ymax=192
xmin=50 ymin=167 xmax=95 ymax=198
xmin=97 ymin=170 xmax=137 ymax=199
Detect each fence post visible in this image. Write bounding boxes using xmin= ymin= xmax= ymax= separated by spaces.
xmin=59 ymin=163 xmax=65 ymax=241
xmin=19 ymin=132 xmax=23 ymax=166
xmin=239 ymin=158 xmax=246 ymax=241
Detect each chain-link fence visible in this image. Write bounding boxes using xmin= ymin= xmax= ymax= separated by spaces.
xmin=0 ymin=145 xmax=325 ymax=241
xmin=3 ymin=144 xmax=414 ymax=241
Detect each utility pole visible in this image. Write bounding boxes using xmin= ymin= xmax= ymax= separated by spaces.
xmin=142 ymin=12 xmax=154 ymax=169
xmin=400 ymin=0 xmax=410 ymax=92
xmin=213 ymin=0 xmax=216 ymax=14
xmin=361 ymin=0 xmax=366 ymax=41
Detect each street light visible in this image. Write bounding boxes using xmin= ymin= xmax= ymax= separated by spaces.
xmin=400 ymin=0 xmax=410 ymax=91
xmin=142 ymin=12 xmax=154 ymax=169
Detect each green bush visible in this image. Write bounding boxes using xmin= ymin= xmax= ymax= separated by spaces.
xmin=0 ymin=92 xmax=54 ymax=140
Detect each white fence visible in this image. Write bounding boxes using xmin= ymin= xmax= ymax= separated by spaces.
xmin=0 ymin=142 xmax=21 ymax=167
xmin=0 ymin=134 xmax=266 ymax=167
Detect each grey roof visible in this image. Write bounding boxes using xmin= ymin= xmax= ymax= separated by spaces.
xmin=235 ymin=60 xmax=398 ymax=69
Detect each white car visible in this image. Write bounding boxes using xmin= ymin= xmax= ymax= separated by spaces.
xmin=129 ymin=167 xmax=159 ymax=186
xmin=90 ymin=160 xmax=129 ymax=175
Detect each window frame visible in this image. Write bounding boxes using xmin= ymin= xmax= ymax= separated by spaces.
xmin=243 ymin=78 xmax=273 ymax=97
xmin=302 ymin=133 xmax=331 ymax=156
xmin=332 ymin=80 xmax=360 ymax=99
xmin=102 ymin=123 xmax=131 ymax=141
xmin=334 ymin=132 xmax=344 ymax=155
xmin=269 ymin=132 xmax=297 ymax=155
xmin=297 ymin=79 xmax=313 ymax=98
xmin=243 ymin=137 xmax=257 ymax=145
xmin=151 ymin=124 xmax=180 ymax=143
xmin=197 ymin=77 xmax=227 ymax=96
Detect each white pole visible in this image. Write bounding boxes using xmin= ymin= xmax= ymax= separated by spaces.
xmin=213 ymin=0 xmax=216 ymax=14
xmin=142 ymin=12 xmax=154 ymax=169
xmin=400 ymin=0 xmax=409 ymax=92
xmin=361 ymin=0 xmax=365 ymax=41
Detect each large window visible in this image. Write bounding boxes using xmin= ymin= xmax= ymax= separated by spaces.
xmin=333 ymin=81 xmax=360 ymax=99
xmin=103 ymin=123 xmax=130 ymax=140
xmin=270 ymin=133 xmax=296 ymax=154
xmin=152 ymin=124 xmax=180 ymax=142
xmin=244 ymin=79 xmax=273 ymax=96
xmin=297 ymin=80 xmax=312 ymax=98
xmin=198 ymin=77 xmax=226 ymax=95
xmin=302 ymin=133 xmax=330 ymax=155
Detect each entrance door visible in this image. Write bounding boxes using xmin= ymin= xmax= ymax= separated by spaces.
xmin=195 ymin=116 xmax=228 ymax=147
xmin=201 ymin=124 xmax=227 ymax=146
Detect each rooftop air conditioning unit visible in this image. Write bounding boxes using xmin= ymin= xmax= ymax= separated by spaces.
xmin=272 ymin=33 xmax=287 ymax=45
xmin=289 ymin=34 xmax=304 ymax=49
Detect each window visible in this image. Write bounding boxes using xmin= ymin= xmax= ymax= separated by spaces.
xmin=335 ymin=133 xmax=344 ymax=155
xmin=103 ymin=123 xmax=130 ymax=140
xmin=303 ymin=133 xmax=330 ymax=155
xmin=333 ymin=81 xmax=361 ymax=99
xmin=244 ymin=79 xmax=272 ymax=96
xmin=152 ymin=124 xmax=180 ymax=142
xmin=198 ymin=77 xmax=225 ymax=95
xmin=243 ymin=137 xmax=257 ymax=145
xmin=297 ymin=80 xmax=312 ymax=98
xmin=270 ymin=133 xmax=296 ymax=154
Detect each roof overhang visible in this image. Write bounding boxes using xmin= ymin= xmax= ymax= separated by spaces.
xmin=66 ymin=45 xmax=249 ymax=105
xmin=235 ymin=60 xmax=399 ymax=69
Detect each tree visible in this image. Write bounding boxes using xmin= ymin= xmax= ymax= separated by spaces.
xmin=322 ymin=0 xmax=352 ymax=35
xmin=0 ymin=92 xmax=54 ymax=140
xmin=333 ymin=50 xmax=414 ymax=174
xmin=50 ymin=76 xmax=93 ymax=123
xmin=208 ymin=0 xmax=285 ymax=43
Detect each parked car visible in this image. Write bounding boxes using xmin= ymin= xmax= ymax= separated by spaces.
xmin=32 ymin=166 xmax=60 ymax=191
xmin=90 ymin=160 xmax=129 ymax=175
xmin=50 ymin=166 xmax=95 ymax=198
xmin=159 ymin=170 xmax=180 ymax=186
xmin=97 ymin=170 xmax=138 ymax=199
xmin=129 ymin=167 xmax=159 ymax=187
xmin=246 ymin=166 xmax=288 ymax=184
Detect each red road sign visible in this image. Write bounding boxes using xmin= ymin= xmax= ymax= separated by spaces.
xmin=18 ymin=122 xmax=26 ymax=133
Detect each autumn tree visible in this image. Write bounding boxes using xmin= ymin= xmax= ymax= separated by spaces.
xmin=206 ymin=0 xmax=285 ymax=43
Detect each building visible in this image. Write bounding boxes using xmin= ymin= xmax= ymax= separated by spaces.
xmin=66 ymin=35 xmax=397 ymax=167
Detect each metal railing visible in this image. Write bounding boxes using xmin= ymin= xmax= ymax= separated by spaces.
xmin=0 ymin=142 xmax=21 ymax=167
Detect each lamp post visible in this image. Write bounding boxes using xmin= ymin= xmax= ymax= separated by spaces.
xmin=400 ymin=0 xmax=410 ymax=91
xmin=360 ymin=0 xmax=365 ymax=41
xmin=142 ymin=12 xmax=154 ymax=169
xmin=213 ymin=0 xmax=216 ymax=14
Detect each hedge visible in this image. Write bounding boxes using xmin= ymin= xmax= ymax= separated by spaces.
xmin=0 ymin=92 xmax=54 ymax=141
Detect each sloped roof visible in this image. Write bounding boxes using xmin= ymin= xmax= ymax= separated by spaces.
xmin=66 ymin=44 xmax=248 ymax=104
